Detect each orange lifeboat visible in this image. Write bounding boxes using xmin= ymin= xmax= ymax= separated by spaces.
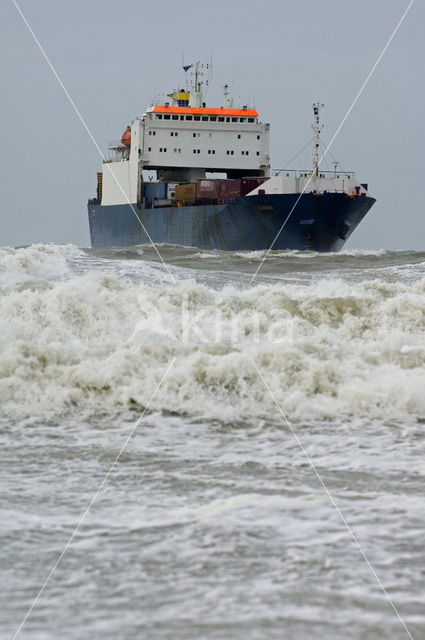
xmin=121 ymin=126 xmax=131 ymax=147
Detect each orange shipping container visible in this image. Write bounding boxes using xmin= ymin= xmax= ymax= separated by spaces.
xmin=175 ymin=183 xmax=197 ymax=202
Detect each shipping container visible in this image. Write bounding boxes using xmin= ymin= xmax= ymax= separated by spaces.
xmin=96 ymin=172 xmax=103 ymax=202
xmin=144 ymin=182 xmax=168 ymax=201
xmin=175 ymin=183 xmax=197 ymax=203
xmin=196 ymin=179 xmax=220 ymax=200
xmin=240 ymin=177 xmax=265 ymax=196
xmin=219 ymin=179 xmax=242 ymax=201
xmin=167 ymin=182 xmax=178 ymax=200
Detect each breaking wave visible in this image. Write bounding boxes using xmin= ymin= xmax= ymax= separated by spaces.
xmin=1 ymin=244 xmax=424 ymax=423
xmin=233 ymin=248 xmax=388 ymax=260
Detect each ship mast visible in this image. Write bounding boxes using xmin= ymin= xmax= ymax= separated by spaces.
xmin=189 ymin=61 xmax=203 ymax=107
xmin=312 ymin=101 xmax=323 ymax=178
xmin=223 ymin=84 xmax=234 ymax=108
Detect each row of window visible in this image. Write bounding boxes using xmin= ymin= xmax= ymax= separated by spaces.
xmin=147 ymin=146 xmax=260 ymax=157
xmin=149 ymin=130 xmax=260 ymax=140
xmin=227 ymin=150 xmax=260 ymax=156
xmin=155 ymin=113 xmax=257 ymax=123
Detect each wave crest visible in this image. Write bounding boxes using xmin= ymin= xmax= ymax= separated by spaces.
xmin=1 ymin=254 xmax=424 ymax=422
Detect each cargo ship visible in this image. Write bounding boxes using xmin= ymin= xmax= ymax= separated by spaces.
xmin=88 ymin=63 xmax=376 ymax=251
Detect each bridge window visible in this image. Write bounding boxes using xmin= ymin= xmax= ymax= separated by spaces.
xmin=186 ymin=115 xmax=193 ymax=121
xmin=194 ymin=115 xmax=201 ymax=121
xmin=164 ymin=115 xmax=170 ymax=120
xmin=210 ymin=116 xmax=217 ymax=121
xmin=172 ymin=115 xmax=178 ymax=120
xmin=156 ymin=114 xmax=162 ymax=120
xmin=248 ymin=118 xmax=255 ymax=123
xmin=218 ymin=117 xmax=224 ymax=122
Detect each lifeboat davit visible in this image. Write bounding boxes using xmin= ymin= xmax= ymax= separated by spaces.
xmin=121 ymin=126 xmax=131 ymax=147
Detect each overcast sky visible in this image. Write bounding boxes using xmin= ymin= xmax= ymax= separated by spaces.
xmin=1 ymin=0 xmax=423 ymax=250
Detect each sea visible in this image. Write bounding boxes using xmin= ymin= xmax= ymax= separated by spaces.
xmin=1 ymin=243 xmax=424 ymax=640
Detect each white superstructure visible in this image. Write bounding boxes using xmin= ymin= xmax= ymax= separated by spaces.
xmin=247 ymin=170 xmax=365 ymax=196
xmin=100 ymin=63 xmax=271 ymax=206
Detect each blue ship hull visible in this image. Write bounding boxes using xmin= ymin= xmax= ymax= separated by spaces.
xmin=87 ymin=192 xmax=375 ymax=251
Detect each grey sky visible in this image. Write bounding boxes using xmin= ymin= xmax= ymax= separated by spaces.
xmin=1 ymin=0 xmax=423 ymax=250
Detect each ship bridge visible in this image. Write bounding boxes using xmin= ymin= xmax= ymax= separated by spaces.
xmin=100 ymin=64 xmax=271 ymax=206
xmin=133 ymin=103 xmax=270 ymax=183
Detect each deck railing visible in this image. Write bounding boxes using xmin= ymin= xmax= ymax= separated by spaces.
xmin=273 ymin=168 xmax=354 ymax=179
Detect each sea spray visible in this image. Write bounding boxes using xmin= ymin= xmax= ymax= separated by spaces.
xmin=1 ymin=245 xmax=424 ymax=422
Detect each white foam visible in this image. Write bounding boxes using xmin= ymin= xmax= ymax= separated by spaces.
xmin=0 ymin=243 xmax=81 ymax=285
xmin=234 ymin=249 xmax=388 ymax=261
xmin=193 ymin=252 xmax=221 ymax=259
xmin=1 ymin=245 xmax=425 ymax=423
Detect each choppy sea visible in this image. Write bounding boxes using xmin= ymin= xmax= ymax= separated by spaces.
xmin=1 ymin=243 xmax=425 ymax=640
